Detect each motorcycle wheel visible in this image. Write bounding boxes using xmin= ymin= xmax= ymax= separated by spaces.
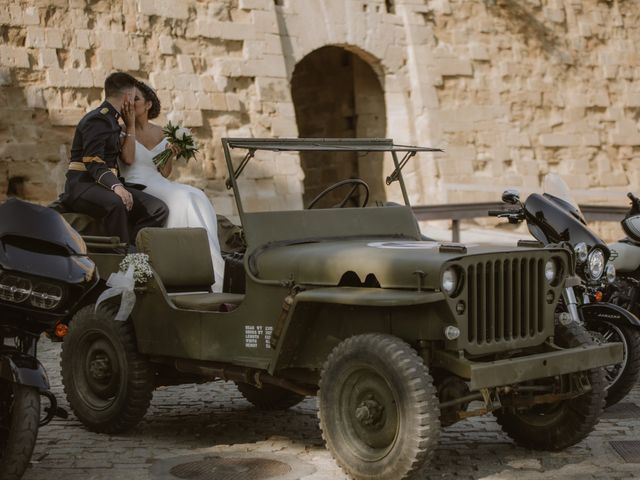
xmin=0 ymin=381 xmax=40 ymax=480
xmin=61 ymin=303 xmax=154 ymax=433
xmin=494 ymin=322 xmax=606 ymax=450
xmin=588 ymin=321 xmax=640 ymax=408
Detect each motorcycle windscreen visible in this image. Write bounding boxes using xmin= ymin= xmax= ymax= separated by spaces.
xmin=0 ymin=198 xmax=87 ymax=255
xmin=524 ymin=193 xmax=607 ymax=251
xmin=541 ymin=173 xmax=587 ymax=224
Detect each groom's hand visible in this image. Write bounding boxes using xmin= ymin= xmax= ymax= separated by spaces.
xmin=113 ymin=185 xmax=133 ymax=211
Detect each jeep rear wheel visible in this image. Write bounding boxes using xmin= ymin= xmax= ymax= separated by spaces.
xmin=318 ymin=334 xmax=440 ymax=480
xmin=61 ymin=303 xmax=154 ymax=433
xmin=235 ymin=382 xmax=305 ymax=410
xmin=494 ymin=322 xmax=606 ymax=451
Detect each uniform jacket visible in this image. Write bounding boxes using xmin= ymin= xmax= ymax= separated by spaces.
xmin=62 ymin=101 xmax=123 ymax=204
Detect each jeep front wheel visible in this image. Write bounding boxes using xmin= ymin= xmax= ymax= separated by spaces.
xmin=61 ymin=303 xmax=154 ymax=433
xmin=318 ymin=334 xmax=440 ymax=480
xmin=494 ymin=321 xmax=606 ymax=451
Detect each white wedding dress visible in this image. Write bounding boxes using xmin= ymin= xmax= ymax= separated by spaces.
xmin=119 ymin=138 xmax=225 ymax=292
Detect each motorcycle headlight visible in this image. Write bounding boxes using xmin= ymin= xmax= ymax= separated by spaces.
xmin=605 ymin=262 xmax=616 ymax=284
xmin=544 ymin=258 xmax=558 ymax=284
xmin=30 ymin=283 xmax=64 ymax=310
xmin=587 ymin=249 xmax=605 ymax=280
xmin=574 ymin=242 xmax=588 ymax=263
xmin=441 ymin=267 xmax=460 ymax=296
xmin=0 ymin=274 xmax=32 ymax=303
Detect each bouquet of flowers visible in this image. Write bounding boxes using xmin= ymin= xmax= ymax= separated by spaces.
xmin=119 ymin=253 xmax=153 ymax=284
xmin=152 ymin=121 xmax=199 ymax=170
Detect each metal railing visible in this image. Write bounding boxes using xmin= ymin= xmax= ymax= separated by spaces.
xmin=412 ymin=202 xmax=628 ymax=242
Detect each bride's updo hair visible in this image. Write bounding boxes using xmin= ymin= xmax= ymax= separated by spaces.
xmin=136 ymin=80 xmax=161 ymax=120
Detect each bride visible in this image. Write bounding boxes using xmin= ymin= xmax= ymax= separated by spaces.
xmin=119 ymin=80 xmax=225 ymax=292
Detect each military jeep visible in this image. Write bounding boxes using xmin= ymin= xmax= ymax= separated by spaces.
xmin=59 ymin=138 xmax=622 ymax=480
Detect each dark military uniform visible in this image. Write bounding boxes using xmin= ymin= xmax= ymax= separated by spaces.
xmin=61 ymin=101 xmax=168 ymax=245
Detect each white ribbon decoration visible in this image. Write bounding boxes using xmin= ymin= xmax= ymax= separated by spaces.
xmin=94 ymin=264 xmax=137 ymax=321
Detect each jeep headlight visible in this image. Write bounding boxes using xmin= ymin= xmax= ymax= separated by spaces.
xmin=544 ymin=259 xmax=558 ymax=284
xmin=574 ymin=242 xmax=588 ymax=263
xmin=587 ymin=249 xmax=605 ymax=280
xmin=441 ymin=267 xmax=459 ymax=296
xmin=605 ymin=262 xmax=616 ymax=284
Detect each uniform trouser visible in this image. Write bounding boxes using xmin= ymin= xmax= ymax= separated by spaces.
xmin=68 ymin=184 xmax=168 ymax=246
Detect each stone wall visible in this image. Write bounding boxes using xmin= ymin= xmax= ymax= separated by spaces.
xmin=0 ymin=0 xmax=638 ymax=234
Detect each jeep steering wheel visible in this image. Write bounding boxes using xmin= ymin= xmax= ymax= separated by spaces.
xmin=306 ymin=179 xmax=370 ymax=209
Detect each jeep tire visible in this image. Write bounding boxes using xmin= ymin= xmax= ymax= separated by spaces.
xmin=235 ymin=382 xmax=305 ymax=410
xmin=0 ymin=382 xmax=40 ymax=480
xmin=61 ymin=303 xmax=154 ymax=433
xmin=494 ymin=321 xmax=606 ymax=450
xmin=318 ymin=334 xmax=440 ymax=480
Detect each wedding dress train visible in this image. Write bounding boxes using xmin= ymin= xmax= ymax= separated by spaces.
xmin=119 ymin=138 xmax=225 ymax=292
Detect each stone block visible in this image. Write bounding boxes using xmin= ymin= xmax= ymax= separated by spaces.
xmin=25 ymin=27 xmax=46 ymax=48
xmin=45 ymin=29 xmax=63 ymax=49
xmin=506 ymin=131 xmax=531 ymax=147
xmin=158 ymin=34 xmax=173 ymax=55
xmin=610 ymin=119 xmax=640 ymax=146
xmin=539 ymin=133 xmax=580 ymax=147
xmin=76 ymin=30 xmax=91 ymax=49
xmin=211 ymin=93 xmax=227 ymax=110
xmin=100 ymin=31 xmax=128 ymax=51
xmin=255 ymin=77 xmax=289 ymax=102
xmin=20 ymin=5 xmax=39 ymax=25
xmin=0 ymin=46 xmax=30 ymax=68
xmin=38 ymin=48 xmax=59 ymax=68
xmin=137 ymin=0 xmax=189 ymax=19
xmin=49 ymin=108 xmax=86 ymax=126
xmin=182 ymin=110 xmax=203 ymax=127
xmin=24 ymin=86 xmax=46 ymax=109
xmin=239 ymin=0 xmax=272 ymax=10
xmin=270 ymin=116 xmax=296 ymax=137
xmin=111 ymin=50 xmax=140 ymax=70
xmin=624 ymin=92 xmax=640 ymax=108
xmin=177 ymin=54 xmax=194 ymax=74
xmin=251 ymin=9 xmax=278 ymax=33
xmin=469 ymin=42 xmax=490 ymax=61
xmin=150 ymin=71 xmax=174 ymax=90
xmin=174 ymin=73 xmax=201 ymax=91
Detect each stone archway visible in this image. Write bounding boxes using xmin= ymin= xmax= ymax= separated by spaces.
xmin=291 ymin=46 xmax=387 ymax=207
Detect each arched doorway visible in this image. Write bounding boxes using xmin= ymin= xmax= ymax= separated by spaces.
xmin=291 ymin=46 xmax=387 ymax=207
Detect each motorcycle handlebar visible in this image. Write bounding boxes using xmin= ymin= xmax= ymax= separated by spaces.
xmin=488 ymin=210 xmax=505 ymax=217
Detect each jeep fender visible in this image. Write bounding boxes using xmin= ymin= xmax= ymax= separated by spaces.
xmin=0 ymin=350 xmax=50 ymax=390
xmin=267 ymin=287 xmax=445 ymax=375
xmin=579 ymin=302 xmax=640 ymax=329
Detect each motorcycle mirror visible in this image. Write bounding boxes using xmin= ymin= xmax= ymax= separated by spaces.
xmin=502 ymin=189 xmax=520 ymax=205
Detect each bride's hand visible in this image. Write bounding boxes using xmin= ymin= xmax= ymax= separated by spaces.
xmin=121 ymin=95 xmax=135 ymax=129
xmin=167 ymin=143 xmax=181 ymax=158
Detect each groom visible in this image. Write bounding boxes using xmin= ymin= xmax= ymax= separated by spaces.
xmin=61 ymin=72 xmax=168 ymax=247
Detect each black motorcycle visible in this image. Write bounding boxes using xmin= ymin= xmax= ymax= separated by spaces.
xmin=491 ymin=174 xmax=640 ymax=407
xmin=0 ymin=198 xmax=98 ymax=479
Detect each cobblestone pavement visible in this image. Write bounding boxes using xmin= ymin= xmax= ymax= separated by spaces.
xmin=20 ymin=339 xmax=640 ymax=480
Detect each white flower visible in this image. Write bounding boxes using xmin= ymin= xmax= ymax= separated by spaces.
xmin=175 ymin=127 xmax=191 ymax=141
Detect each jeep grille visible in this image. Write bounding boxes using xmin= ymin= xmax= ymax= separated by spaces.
xmin=467 ymin=257 xmax=547 ymax=345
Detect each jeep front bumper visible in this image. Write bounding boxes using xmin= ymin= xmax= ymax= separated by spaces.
xmin=432 ymin=342 xmax=623 ymax=390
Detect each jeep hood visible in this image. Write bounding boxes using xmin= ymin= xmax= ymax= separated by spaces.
xmin=251 ymin=239 xmax=539 ymax=289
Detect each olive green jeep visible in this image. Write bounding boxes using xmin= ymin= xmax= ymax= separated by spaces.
xmin=59 ymin=138 xmax=622 ymax=480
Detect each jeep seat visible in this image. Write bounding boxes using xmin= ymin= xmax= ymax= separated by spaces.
xmin=136 ymin=227 xmax=244 ymax=311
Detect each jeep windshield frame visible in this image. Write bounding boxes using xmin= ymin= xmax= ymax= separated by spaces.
xmin=221 ymin=137 xmax=441 ymax=222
